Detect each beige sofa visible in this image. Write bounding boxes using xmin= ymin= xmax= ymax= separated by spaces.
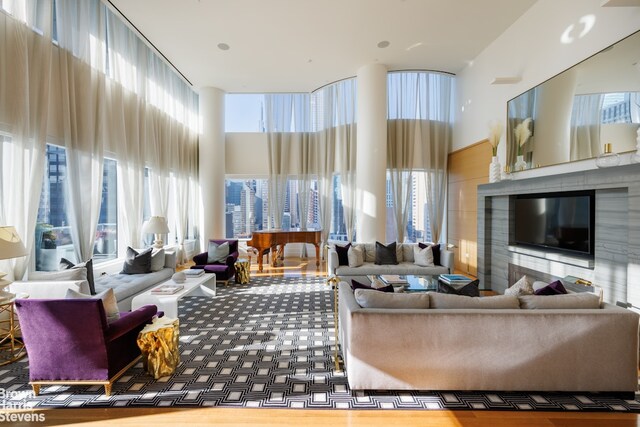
xmin=338 ymin=282 xmax=639 ymax=395
xmin=327 ymin=242 xmax=453 ymax=280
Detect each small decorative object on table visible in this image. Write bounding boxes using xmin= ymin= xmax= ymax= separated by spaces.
xmin=183 ymin=269 xmax=204 ymax=277
xmin=137 ymin=316 xmax=180 ymax=379
xmin=514 ymin=117 xmax=532 ymax=171
xmin=234 ymin=258 xmax=250 ymax=284
xmin=596 ymin=143 xmax=620 ymax=168
xmin=171 ymin=271 xmax=186 ymax=283
xmin=152 ymin=283 xmax=184 ymax=295
xmin=488 ymin=120 xmax=503 ymax=183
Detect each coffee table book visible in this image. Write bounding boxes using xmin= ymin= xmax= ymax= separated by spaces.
xmin=439 ymin=274 xmax=473 ymax=285
xmin=183 ymin=269 xmax=205 ymax=277
xmin=151 ymin=284 xmax=184 ymax=295
xmin=378 ymin=275 xmax=407 ymax=285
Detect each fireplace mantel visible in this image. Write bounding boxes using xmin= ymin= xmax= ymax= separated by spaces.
xmin=477 ymin=163 xmax=640 ymax=306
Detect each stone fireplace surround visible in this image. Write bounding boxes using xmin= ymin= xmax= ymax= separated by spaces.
xmin=477 ymin=163 xmax=640 ymax=306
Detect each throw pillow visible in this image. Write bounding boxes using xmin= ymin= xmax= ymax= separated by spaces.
xmin=347 ymin=245 xmax=364 ymax=268
xmin=438 ymin=280 xmax=480 ymax=297
xmin=29 ymin=267 xmax=88 ymax=283
xmin=354 ymin=289 xmax=430 ymax=309
xmin=504 ymin=275 xmax=534 ymax=297
xmin=334 ymin=243 xmax=351 ymax=266
xmin=351 ymin=279 xmax=394 ymax=293
xmin=121 ymin=247 xmax=152 ymax=274
xmin=207 ymin=241 xmax=230 ymax=263
xmin=419 ymin=242 xmax=441 ymax=266
xmin=59 ymin=257 xmax=96 ymax=295
xmin=150 ymin=248 xmax=165 ymax=272
xmin=430 ymin=293 xmax=520 ymax=309
xmin=413 ymin=245 xmax=434 ymax=267
xmin=375 ymin=241 xmax=398 ymax=265
xmin=65 ymin=287 xmax=120 ymax=323
xmin=534 ymin=280 xmax=567 ymax=295
xmin=518 ymin=293 xmax=600 ymax=309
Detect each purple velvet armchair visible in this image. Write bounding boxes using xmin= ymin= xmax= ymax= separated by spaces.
xmin=191 ymin=239 xmax=239 ymax=284
xmin=15 ymin=299 xmax=157 ymax=396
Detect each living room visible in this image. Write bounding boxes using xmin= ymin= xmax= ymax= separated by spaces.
xmin=1 ymin=0 xmax=640 ymax=425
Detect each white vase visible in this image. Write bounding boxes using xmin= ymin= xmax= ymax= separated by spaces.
xmin=515 ymin=155 xmax=527 ymax=171
xmin=489 ymin=156 xmax=501 ymax=183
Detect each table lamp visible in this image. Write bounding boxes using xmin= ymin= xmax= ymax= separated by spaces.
xmin=142 ymin=216 xmax=170 ymax=249
xmin=0 ymin=226 xmax=28 ymax=300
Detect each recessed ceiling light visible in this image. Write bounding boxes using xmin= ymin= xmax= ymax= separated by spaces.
xmin=377 ymin=40 xmax=390 ymax=48
xmin=217 ymin=43 xmax=230 ymax=51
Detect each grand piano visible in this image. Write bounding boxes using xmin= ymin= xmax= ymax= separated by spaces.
xmin=247 ymin=229 xmax=321 ymax=272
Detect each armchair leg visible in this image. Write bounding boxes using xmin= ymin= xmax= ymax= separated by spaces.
xmin=31 ymin=384 xmax=40 ymax=396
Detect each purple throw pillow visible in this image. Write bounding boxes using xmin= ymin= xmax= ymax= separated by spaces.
xmin=335 ymin=243 xmax=351 ymax=266
xmin=351 ymin=279 xmax=394 ymax=293
xmin=419 ymin=242 xmax=441 ymax=266
xmin=534 ymin=280 xmax=568 ymax=295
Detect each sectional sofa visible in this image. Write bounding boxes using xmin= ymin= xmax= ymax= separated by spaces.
xmin=338 ymin=282 xmax=639 ymax=395
xmin=328 ymin=242 xmax=453 ymax=281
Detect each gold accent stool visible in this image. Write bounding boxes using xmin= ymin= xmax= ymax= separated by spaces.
xmin=235 ymin=258 xmax=250 ymax=284
xmin=326 ymin=275 xmax=342 ymax=371
xmin=0 ymin=294 xmax=27 ymax=366
xmin=137 ymin=317 xmax=180 ymax=379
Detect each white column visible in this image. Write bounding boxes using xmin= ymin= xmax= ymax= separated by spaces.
xmin=199 ymin=87 xmax=225 ymax=249
xmin=356 ymin=63 xmax=387 ymax=242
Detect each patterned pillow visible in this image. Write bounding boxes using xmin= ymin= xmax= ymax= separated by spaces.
xmin=504 ymin=275 xmax=534 ymax=296
xmin=419 ymin=242 xmax=440 ymax=266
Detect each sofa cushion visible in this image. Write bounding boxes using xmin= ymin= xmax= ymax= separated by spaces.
xmin=375 ymin=242 xmax=398 ymax=265
xmin=59 ymin=258 xmax=96 ymax=295
xmin=347 ymin=245 xmax=364 ymax=267
xmin=401 ymin=244 xmax=415 ymax=263
xmin=94 ymin=268 xmax=173 ymax=302
xmin=334 ymin=243 xmax=351 ymax=266
xmin=351 ymin=279 xmax=394 ymax=293
xmin=534 ymin=280 xmax=567 ymax=295
xmin=66 ymin=287 xmax=120 ymax=323
xmin=122 ymin=247 xmax=152 ymax=274
xmin=519 ymin=293 xmax=601 ymax=309
xmin=430 ymin=293 xmax=520 ymax=309
xmin=438 ymin=280 xmax=480 ymax=297
xmin=207 ymin=241 xmax=230 ymax=263
xmin=360 ymin=243 xmax=376 ymax=263
xmin=504 ymin=275 xmax=534 ymax=296
xmin=419 ymin=242 xmax=440 ymax=266
xmin=413 ymin=245 xmax=434 ymax=267
xmin=355 ymin=288 xmax=430 ymax=309
xmin=335 ymin=262 xmax=449 ymax=277
xmin=150 ymin=248 xmax=166 ymax=272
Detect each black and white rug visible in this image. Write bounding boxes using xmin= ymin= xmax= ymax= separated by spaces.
xmin=2 ymin=276 xmax=640 ymax=412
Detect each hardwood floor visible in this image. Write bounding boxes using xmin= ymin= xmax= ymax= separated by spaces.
xmin=10 ymin=256 xmax=639 ymax=427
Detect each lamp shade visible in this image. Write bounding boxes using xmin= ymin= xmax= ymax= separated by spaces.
xmin=0 ymin=226 xmax=28 ymax=260
xmin=143 ymin=216 xmax=170 ymax=234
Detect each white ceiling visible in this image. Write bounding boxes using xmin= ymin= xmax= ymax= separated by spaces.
xmin=108 ymin=0 xmax=537 ymax=93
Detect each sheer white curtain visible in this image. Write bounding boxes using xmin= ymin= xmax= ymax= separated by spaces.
xmin=0 ymin=1 xmax=53 ymax=279
xmin=570 ymin=94 xmax=603 ymax=161
xmin=387 ymin=73 xmax=419 ymax=242
xmin=312 ymin=78 xmax=357 ymax=243
xmin=265 ymin=93 xmax=311 ymax=229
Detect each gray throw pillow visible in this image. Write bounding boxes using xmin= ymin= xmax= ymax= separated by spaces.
xmin=150 ymin=248 xmax=165 ymax=272
xmin=207 ymin=241 xmax=230 ymax=263
xmin=121 ymin=247 xmax=152 ymax=274
xmin=29 ymin=267 xmax=88 ymax=283
xmin=375 ymin=241 xmax=398 ymax=265
xmin=66 ymin=287 xmax=120 ymax=324
xmin=59 ymin=257 xmax=96 ymax=295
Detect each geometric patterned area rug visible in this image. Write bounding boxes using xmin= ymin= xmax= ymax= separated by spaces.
xmin=1 ymin=275 xmax=639 ymax=412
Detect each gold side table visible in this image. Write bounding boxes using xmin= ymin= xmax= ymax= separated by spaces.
xmin=137 ymin=317 xmax=180 ymax=379
xmin=0 ymin=294 xmax=28 ymax=366
xmin=235 ymin=258 xmax=250 ymax=284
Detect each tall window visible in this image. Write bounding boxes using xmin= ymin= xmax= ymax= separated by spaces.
xmin=225 ymin=179 xmax=269 ymax=238
xmin=225 ymin=94 xmax=265 ymax=132
xmin=35 ymin=144 xmax=75 ymax=271
xmin=94 ymin=158 xmax=117 ymax=261
xmin=385 ymin=171 xmax=433 ymax=243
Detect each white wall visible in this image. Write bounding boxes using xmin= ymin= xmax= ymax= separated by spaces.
xmin=454 ymin=0 xmax=640 ymax=176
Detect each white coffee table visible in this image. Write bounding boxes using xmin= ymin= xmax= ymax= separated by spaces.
xmin=130 ymin=273 xmax=216 ymax=318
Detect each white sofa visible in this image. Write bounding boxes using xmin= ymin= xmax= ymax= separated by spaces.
xmin=328 ymin=242 xmax=453 ymax=280
xmin=338 ymin=282 xmax=639 ymax=395
xmin=10 ymin=251 xmax=176 ymax=311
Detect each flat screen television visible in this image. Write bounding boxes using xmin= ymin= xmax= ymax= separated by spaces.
xmin=513 ymin=190 xmax=595 ymax=257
